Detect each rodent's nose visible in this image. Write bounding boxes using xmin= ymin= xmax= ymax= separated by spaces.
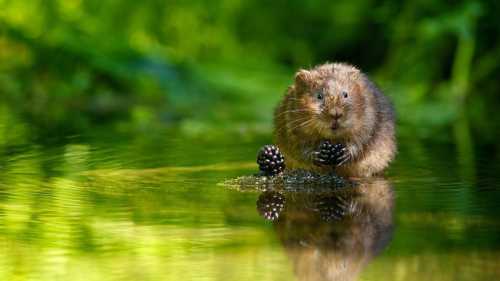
xmin=329 ymin=109 xmax=343 ymax=120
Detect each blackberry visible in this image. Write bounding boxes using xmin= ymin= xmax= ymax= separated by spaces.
xmin=313 ymin=140 xmax=349 ymax=166
xmin=256 ymin=191 xmax=285 ymax=221
xmin=257 ymin=145 xmax=285 ymax=176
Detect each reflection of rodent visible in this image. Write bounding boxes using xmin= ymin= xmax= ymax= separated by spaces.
xmin=274 ymin=63 xmax=396 ymax=177
xmin=261 ymin=178 xmax=394 ymax=281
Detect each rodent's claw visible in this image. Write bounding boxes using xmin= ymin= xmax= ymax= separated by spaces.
xmin=336 ymin=149 xmax=350 ymax=167
xmin=312 ymin=150 xmax=330 ymax=166
xmin=313 ymin=140 xmax=350 ymax=167
xmin=336 ymin=155 xmax=350 ymax=166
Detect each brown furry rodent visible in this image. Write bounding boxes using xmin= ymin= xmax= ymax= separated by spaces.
xmin=274 ymin=63 xmax=396 ymax=178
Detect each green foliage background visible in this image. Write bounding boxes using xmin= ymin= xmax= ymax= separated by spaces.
xmin=1 ymin=0 xmax=499 ymax=143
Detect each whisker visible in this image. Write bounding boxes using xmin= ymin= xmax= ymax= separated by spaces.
xmin=274 ymin=117 xmax=310 ymax=132
xmin=274 ymin=109 xmax=310 ymax=117
xmin=274 ymin=116 xmax=311 ymax=135
xmin=286 ymin=118 xmax=316 ymax=133
xmin=283 ymin=97 xmax=307 ymax=103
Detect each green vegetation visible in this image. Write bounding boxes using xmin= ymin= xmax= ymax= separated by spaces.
xmin=1 ymin=0 xmax=499 ymax=143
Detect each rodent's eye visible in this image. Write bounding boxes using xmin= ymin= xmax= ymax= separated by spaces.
xmin=342 ymin=91 xmax=348 ymax=98
xmin=316 ymin=92 xmax=324 ymax=101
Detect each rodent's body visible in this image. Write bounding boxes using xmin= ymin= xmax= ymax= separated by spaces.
xmin=274 ymin=63 xmax=396 ymax=178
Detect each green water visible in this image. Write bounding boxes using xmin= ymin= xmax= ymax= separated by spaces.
xmin=0 ymin=128 xmax=499 ymax=281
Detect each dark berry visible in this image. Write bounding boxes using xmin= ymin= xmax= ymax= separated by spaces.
xmin=257 ymin=145 xmax=285 ymax=176
xmin=256 ymin=191 xmax=285 ymax=221
xmin=313 ymin=140 xmax=349 ymax=166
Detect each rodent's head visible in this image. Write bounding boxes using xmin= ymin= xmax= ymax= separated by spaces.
xmin=290 ymin=63 xmax=369 ymax=139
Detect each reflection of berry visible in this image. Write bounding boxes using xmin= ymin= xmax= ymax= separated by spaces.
xmin=257 ymin=192 xmax=285 ymax=221
xmin=315 ymin=195 xmax=350 ymax=222
xmin=257 ymin=145 xmax=285 ymax=176
xmin=314 ymin=141 xmax=348 ymax=166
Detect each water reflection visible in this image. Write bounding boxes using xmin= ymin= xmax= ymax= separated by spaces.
xmin=257 ymin=178 xmax=394 ymax=281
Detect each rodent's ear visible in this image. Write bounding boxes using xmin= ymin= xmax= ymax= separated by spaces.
xmin=294 ymin=69 xmax=313 ymax=89
xmin=352 ymin=76 xmax=365 ymax=97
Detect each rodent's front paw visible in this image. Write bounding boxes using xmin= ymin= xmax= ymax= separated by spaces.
xmin=313 ymin=141 xmax=349 ymax=167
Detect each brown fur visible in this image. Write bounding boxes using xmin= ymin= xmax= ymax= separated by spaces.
xmin=274 ymin=63 xmax=396 ymax=177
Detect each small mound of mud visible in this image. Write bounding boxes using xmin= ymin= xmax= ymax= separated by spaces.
xmin=220 ymin=169 xmax=355 ymax=192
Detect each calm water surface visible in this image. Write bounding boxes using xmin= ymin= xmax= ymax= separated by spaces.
xmin=0 ymin=129 xmax=499 ymax=281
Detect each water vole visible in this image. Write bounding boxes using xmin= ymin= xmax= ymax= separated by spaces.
xmin=274 ymin=63 xmax=396 ymax=178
